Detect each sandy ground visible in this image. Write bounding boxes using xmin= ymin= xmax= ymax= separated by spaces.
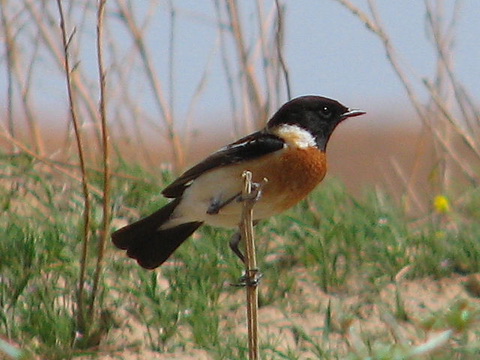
xmin=83 ymin=272 xmax=480 ymax=360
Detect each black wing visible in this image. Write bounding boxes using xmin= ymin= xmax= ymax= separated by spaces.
xmin=162 ymin=130 xmax=285 ymax=198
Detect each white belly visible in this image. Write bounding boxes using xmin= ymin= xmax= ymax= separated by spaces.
xmin=164 ymin=166 xmax=277 ymax=228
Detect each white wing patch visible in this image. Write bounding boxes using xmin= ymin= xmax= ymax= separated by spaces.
xmin=218 ymin=137 xmax=261 ymax=152
xmin=273 ymin=124 xmax=316 ymax=149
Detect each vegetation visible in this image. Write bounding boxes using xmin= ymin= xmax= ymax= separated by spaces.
xmin=1 ymin=158 xmax=480 ymax=359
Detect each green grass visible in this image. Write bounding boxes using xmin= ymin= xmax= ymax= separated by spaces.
xmin=1 ymin=156 xmax=480 ymax=359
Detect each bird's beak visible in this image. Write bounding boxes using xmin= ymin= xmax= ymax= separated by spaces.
xmin=342 ymin=109 xmax=366 ymax=119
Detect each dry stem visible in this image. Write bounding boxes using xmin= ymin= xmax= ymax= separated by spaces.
xmin=56 ymin=0 xmax=91 ymax=333
xmin=90 ymin=0 xmax=109 ymax=317
xmin=241 ymin=171 xmax=260 ymax=360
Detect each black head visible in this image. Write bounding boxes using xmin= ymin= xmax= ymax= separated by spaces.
xmin=267 ymin=95 xmax=365 ymax=151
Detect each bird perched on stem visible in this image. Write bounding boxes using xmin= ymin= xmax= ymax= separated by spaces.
xmin=112 ymin=95 xmax=365 ymax=269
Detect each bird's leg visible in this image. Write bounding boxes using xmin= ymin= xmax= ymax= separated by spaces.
xmin=229 ymin=231 xmax=245 ymax=263
xmin=230 ymin=222 xmax=263 ymax=287
xmin=206 ymin=191 xmax=242 ymax=215
xmin=229 ymin=219 xmax=260 ymax=264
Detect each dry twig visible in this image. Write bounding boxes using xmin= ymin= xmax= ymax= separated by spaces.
xmin=91 ymin=0 xmax=109 ymax=317
xmin=56 ymin=0 xmax=92 ymax=333
xmin=116 ymin=0 xmax=185 ymax=170
xmin=240 ymin=171 xmax=260 ymax=360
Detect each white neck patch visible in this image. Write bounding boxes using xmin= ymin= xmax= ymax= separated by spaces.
xmin=273 ymin=124 xmax=316 ymax=149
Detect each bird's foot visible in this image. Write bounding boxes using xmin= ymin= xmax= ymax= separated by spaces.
xmin=231 ymin=269 xmax=263 ymax=287
xmin=237 ymin=178 xmax=268 ymax=203
xmin=206 ymin=192 xmax=242 ymax=215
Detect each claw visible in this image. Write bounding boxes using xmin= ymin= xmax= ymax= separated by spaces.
xmin=237 ymin=178 xmax=268 ymax=203
xmin=230 ymin=270 xmax=263 ymax=287
xmin=206 ymin=191 xmax=242 ymax=215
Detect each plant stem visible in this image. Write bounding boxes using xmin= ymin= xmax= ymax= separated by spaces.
xmin=56 ymin=0 xmax=91 ymax=335
xmin=90 ymin=0 xmax=109 ymax=316
xmin=241 ymin=171 xmax=259 ymax=360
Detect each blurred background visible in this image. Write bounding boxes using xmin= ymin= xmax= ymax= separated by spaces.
xmin=1 ymin=0 xmax=479 ymax=210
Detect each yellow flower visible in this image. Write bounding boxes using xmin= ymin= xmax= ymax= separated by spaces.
xmin=434 ymin=195 xmax=451 ymax=214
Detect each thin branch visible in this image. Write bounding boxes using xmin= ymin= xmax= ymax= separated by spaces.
xmin=56 ymin=0 xmax=91 ymax=334
xmin=0 ymin=0 xmax=16 ymax=152
xmin=116 ymin=0 xmax=185 ymax=170
xmin=25 ymin=0 xmax=101 ymax=150
xmin=184 ymin=39 xmax=218 ymax=154
xmin=335 ymin=0 xmax=428 ymax=123
xmin=168 ymin=0 xmax=176 ymax=122
xmin=366 ymin=0 xmax=429 ymax=123
xmin=334 ymin=0 xmax=480 ymax=193
xmin=274 ymin=0 xmax=291 ymax=100
xmin=90 ymin=0 xmax=109 ymax=317
xmin=389 ymin=157 xmax=426 ymax=213
xmin=213 ymin=0 xmax=241 ymax=135
xmin=254 ymin=1 xmax=277 ymax=112
xmin=226 ymin=0 xmax=266 ymax=127
xmin=423 ymin=79 xmax=480 ymax=159
xmin=17 ymin=24 xmax=45 ymax=156
xmin=0 ymin=129 xmax=103 ymax=197
xmin=425 ymin=0 xmax=478 ymax=134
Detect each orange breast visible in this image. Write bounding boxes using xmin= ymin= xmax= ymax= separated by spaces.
xmin=176 ymin=145 xmax=328 ymax=228
xmin=247 ymin=147 xmax=327 ymax=213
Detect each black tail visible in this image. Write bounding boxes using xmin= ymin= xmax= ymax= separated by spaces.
xmin=112 ymin=198 xmax=203 ymax=269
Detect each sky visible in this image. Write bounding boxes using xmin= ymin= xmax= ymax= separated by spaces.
xmin=285 ymin=1 xmax=479 ymax=108
xmin=1 ymin=1 xmax=479 ymax=132
xmin=131 ymin=0 xmax=479 ymax=124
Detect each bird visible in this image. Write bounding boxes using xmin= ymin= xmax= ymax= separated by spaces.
xmin=112 ymin=95 xmax=365 ymax=269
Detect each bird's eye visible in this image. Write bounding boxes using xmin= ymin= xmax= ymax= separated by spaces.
xmin=319 ymin=106 xmax=332 ymax=119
